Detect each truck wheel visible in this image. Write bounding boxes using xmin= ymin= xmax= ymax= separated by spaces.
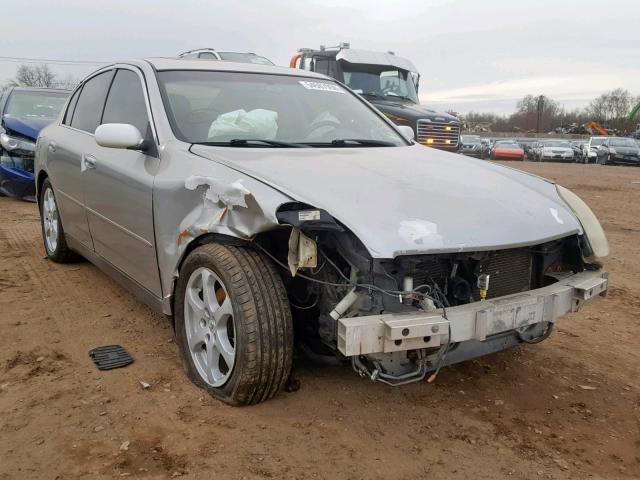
xmin=174 ymin=243 xmax=293 ymax=406
xmin=39 ymin=178 xmax=76 ymax=263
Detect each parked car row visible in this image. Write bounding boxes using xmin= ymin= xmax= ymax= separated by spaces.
xmin=458 ymin=134 xmax=640 ymax=166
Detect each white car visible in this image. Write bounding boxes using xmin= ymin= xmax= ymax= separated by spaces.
xmin=534 ymin=140 xmax=575 ymax=162
xmin=582 ymin=136 xmax=607 ymax=164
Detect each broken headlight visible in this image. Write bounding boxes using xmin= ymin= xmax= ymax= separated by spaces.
xmin=556 ymin=184 xmax=609 ymax=259
xmin=276 ymin=203 xmax=343 ymax=232
xmin=0 ymin=133 xmax=36 ymax=153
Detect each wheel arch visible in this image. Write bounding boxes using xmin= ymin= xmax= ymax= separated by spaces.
xmin=36 ymin=170 xmax=49 ymax=205
xmin=169 ymin=231 xmax=266 ymax=325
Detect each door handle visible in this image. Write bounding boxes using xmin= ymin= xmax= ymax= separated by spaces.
xmin=82 ymin=154 xmax=97 ymax=171
xmin=48 ymin=142 xmax=57 ymax=153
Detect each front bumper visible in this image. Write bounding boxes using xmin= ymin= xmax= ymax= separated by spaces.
xmin=542 ymin=154 xmax=574 ymax=162
xmin=0 ymin=157 xmax=36 ymax=201
xmin=612 ymin=154 xmax=640 ymax=164
xmin=338 ymin=270 xmax=608 ymax=356
xmin=460 ymin=149 xmax=482 ymax=157
xmin=494 ymin=153 xmax=524 ymax=160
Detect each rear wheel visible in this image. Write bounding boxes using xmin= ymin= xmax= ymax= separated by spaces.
xmin=174 ymin=243 xmax=293 ymax=405
xmin=39 ymin=178 xmax=76 ymax=263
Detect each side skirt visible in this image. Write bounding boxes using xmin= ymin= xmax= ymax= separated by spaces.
xmin=66 ymin=234 xmax=171 ymax=316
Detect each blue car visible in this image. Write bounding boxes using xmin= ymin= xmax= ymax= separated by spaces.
xmin=0 ymin=87 xmax=69 ymax=201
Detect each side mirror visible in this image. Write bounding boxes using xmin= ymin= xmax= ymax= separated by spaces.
xmin=95 ymin=123 xmax=144 ymax=150
xmin=397 ymin=125 xmax=415 ymax=142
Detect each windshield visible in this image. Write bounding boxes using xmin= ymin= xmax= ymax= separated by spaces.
xmin=341 ymin=64 xmax=419 ymax=104
xmin=542 ymin=140 xmax=571 ymax=148
xmin=610 ymin=138 xmax=636 ymax=147
xmin=157 ymin=71 xmax=406 ymax=146
xmin=461 ymin=135 xmax=481 ymax=144
xmin=4 ymin=90 xmax=68 ymax=119
xmin=217 ymin=52 xmax=274 ymax=65
xmin=591 ymin=137 xmax=606 ymax=146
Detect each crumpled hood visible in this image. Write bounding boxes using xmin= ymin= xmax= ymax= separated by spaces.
xmin=191 ymin=144 xmax=582 ymax=258
xmin=2 ymin=116 xmax=53 ymax=140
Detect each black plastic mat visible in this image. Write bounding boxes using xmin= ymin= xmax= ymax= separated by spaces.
xmin=89 ymin=345 xmax=134 ymax=370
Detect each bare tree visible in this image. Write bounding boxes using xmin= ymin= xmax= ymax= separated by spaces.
xmin=8 ymin=64 xmax=57 ymax=88
xmin=587 ymin=88 xmax=635 ymax=130
xmin=511 ymin=94 xmax=560 ymax=132
xmin=5 ymin=63 xmax=79 ymax=90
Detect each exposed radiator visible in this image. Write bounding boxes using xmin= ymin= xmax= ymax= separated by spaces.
xmin=409 ymin=248 xmax=533 ymax=301
xmin=473 ymin=249 xmax=532 ymax=299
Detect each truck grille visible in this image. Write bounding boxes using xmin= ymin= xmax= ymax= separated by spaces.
xmin=416 ymin=120 xmax=460 ymax=148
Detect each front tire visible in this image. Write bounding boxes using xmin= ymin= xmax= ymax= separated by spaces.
xmin=39 ymin=178 xmax=76 ymax=263
xmin=174 ymin=243 xmax=293 ymax=406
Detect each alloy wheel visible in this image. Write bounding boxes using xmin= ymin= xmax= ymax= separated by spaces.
xmin=184 ymin=267 xmax=237 ymax=387
xmin=42 ymin=187 xmax=59 ymax=254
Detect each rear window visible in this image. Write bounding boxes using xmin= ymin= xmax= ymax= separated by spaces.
xmin=217 ymin=52 xmax=274 ymax=65
xmin=71 ymin=71 xmax=114 ymax=133
xmin=63 ymin=88 xmax=81 ymax=126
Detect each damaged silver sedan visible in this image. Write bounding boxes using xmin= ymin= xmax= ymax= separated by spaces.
xmin=35 ymin=58 xmax=609 ymax=405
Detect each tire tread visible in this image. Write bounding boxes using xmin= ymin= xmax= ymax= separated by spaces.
xmin=175 ymin=243 xmax=292 ymax=406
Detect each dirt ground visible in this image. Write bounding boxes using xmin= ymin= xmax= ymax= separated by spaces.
xmin=1 ymin=162 xmax=639 ymax=480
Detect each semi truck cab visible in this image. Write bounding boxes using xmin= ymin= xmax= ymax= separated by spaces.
xmin=290 ymin=44 xmax=461 ymax=151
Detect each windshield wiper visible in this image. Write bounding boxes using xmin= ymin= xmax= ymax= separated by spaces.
xmin=196 ymin=139 xmax=309 ymax=148
xmin=385 ymin=94 xmax=417 ymax=103
xmin=329 ymin=139 xmax=395 ymax=147
xmin=360 ymin=92 xmax=387 ymax=100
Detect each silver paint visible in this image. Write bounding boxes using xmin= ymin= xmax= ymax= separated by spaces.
xmin=36 ymin=58 xmax=586 ymax=315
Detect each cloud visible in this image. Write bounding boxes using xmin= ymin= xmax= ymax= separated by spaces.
xmin=1 ymin=0 xmax=638 ymax=115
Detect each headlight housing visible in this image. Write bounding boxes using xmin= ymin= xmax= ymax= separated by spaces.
xmin=556 ymin=185 xmax=609 ymax=259
xmin=0 ymin=133 xmax=36 ymax=153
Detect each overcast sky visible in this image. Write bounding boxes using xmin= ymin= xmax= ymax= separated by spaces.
xmin=2 ymin=0 xmax=638 ymax=114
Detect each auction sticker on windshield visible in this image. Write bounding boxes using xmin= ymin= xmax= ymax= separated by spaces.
xmin=299 ymin=81 xmax=345 ymax=93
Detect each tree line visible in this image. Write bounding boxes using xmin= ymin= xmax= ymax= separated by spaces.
xmin=458 ymin=89 xmax=640 ymax=135
xmin=1 ymin=63 xmax=79 ymax=92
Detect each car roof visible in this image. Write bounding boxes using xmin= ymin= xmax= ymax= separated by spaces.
xmin=8 ymin=86 xmax=70 ymax=93
xmin=143 ymin=57 xmax=329 ymax=79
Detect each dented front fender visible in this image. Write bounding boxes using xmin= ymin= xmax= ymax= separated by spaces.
xmin=153 ymin=142 xmax=293 ymax=305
